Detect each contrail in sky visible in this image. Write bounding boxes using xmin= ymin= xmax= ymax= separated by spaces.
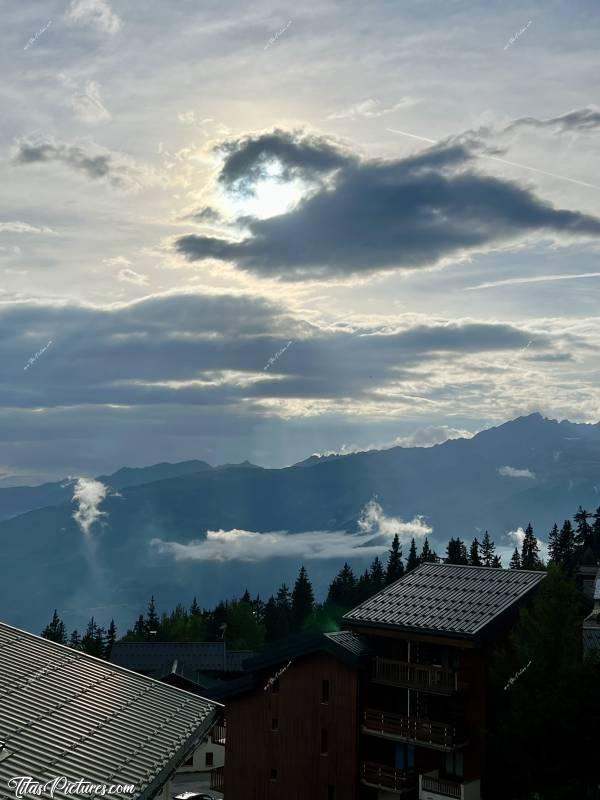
xmin=387 ymin=127 xmax=600 ymax=191
xmin=466 ymin=271 xmax=600 ymax=291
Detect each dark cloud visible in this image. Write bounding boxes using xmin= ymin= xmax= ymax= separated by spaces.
xmin=13 ymin=138 xmax=139 ymax=189
xmin=506 ymin=107 xmax=600 ymax=134
xmin=216 ymin=128 xmax=352 ymax=194
xmin=175 ymin=130 xmax=600 ymax=280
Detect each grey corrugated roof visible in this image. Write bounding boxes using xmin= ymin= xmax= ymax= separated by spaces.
xmin=0 ymin=623 xmax=218 ymax=800
xmin=110 ymin=641 xmax=254 ymax=675
xmin=344 ymin=563 xmax=545 ymax=638
xmin=324 ymin=630 xmax=370 ymax=656
xmin=583 ymin=625 xmax=600 ymax=655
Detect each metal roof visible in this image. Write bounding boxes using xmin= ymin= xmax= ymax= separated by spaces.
xmin=324 ymin=630 xmax=370 ymax=656
xmin=343 ymin=563 xmax=546 ymax=638
xmin=583 ymin=625 xmax=600 ymax=655
xmin=110 ymin=641 xmax=254 ymax=676
xmin=0 ymin=622 xmax=218 ymax=800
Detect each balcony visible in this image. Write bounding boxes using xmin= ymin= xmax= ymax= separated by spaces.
xmin=210 ymin=766 xmax=224 ymax=792
xmin=419 ymin=773 xmax=481 ymax=800
xmin=361 ymin=762 xmax=417 ymax=794
xmin=362 ymin=708 xmax=467 ymax=751
xmin=372 ymin=657 xmax=459 ymax=694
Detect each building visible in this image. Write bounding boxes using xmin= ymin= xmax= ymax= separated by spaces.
xmin=583 ymin=566 xmax=600 ymax=656
xmin=110 ymin=639 xmax=255 ymax=680
xmin=0 ymin=622 xmax=220 ymax=800
xmin=209 ymin=630 xmax=371 ymax=800
xmin=344 ymin=562 xmax=546 ymax=800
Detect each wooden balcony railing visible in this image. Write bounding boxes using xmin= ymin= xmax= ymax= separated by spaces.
xmin=421 ymin=774 xmax=462 ymax=799
xmin=363 ymin=708 xmax=467 ymax=750
xmin=210 ymin=766 xmax=224 ymax=792
xmin=211 ymin=720 xmax=226 ymax=744
xmin=373 ymin=657 xmax=459 ymax=693
xmin=361 ymin=761 xmax=417 ymax=793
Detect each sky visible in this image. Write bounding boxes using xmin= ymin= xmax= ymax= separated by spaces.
xmin=2 ymin=0 xmax=600 ymax=484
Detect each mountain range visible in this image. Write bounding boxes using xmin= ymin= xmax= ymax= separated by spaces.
xmin=2 ymin=413 xmax=600 ymax=634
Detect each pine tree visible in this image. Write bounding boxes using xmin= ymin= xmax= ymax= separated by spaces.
xmin=104 ymin=619 xmax=117 ymax=659
xmin=556 ymin=519 xmax=577 ymax=574
xmin=326 ymin=563 xmax=357 ymax=608
xmin=574 ymin=506 xmax=593 ymax=551
xmin=469 ymin=537 xmax=482 ymax=566
xmin=592 ymin=507 xmax=600 ymax=559
xmin=491 ymin=554 xmax=502 ymax=568
xmin=446 ymin=537 xmax=468 ymax=565
xmin=190 ymin=597 xmax=201 ymax=617
xmin=509 ymin=547 xmax=522 ymax=570
xmin=241 ymin=589 xmax=252 ymax=604
xmin=42 ymin=610 xmax=66 ymax=644
xmin=357 ymin=569 xmax=373 ymax=603
xmin=291 ymin=566 xmax=315 ymax=632
xmin=264 ymin=585 xmax=293 ymax=641
xmin=145 ymin=596 xmax=160 ymax=637
xmin=369 ymin=557 xmax=385 ymax=593
xmin=548 ymin=523 xmax=560 ymax=565
xmin=419 ymin=537 xmax=436 ymax=563
xmin=386 ymin=534 xmax=404 ymax=584
xmin=69 ymin=630 xmax=81 ymax=649
xmin=481 ymin=531 xmax=496 ymax=567
xmin=81 ymin=617 xmax=104 ymax=657
xmin=132 ymin=614 xmax=145 ymax=639
xmin=521 ymin=523 xmax=541 ymax=570
xmin=406 ymin=538 xmax=419 ymax=572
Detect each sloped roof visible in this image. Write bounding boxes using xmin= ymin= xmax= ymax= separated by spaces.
xmin=110 ymin=640 xmax=254 ymax=676
xmin=0 ymin=623 xmax=218 ymax=800
xmin=344 ymin=563 xmax=545 ymax=638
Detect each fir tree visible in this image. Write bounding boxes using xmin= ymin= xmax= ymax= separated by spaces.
xmin=406 ymin=538 xmax=419 ymax=572
xmin=145 ymin=596 xmax=160 ymax=637
xmin=521 ymin=523 xmax=541 ymax=570
xmin=132 ymin=614 xmax=145 ymax=639
xmin=104 ymin=620 xmax=117 ymax=659
xmin=419 ymin=537 xmax=436 ymax=563
xmin=446 ymin=537 xmax=468 ymax=565
xmin=356 ymin=569 xmax=373 ymax=603
xmin=469 ymin=537 xmax=482 ymax=566
xmin=386 ymin=533 xmax=404 ymax=584
xmin=42 ymin=610 xmax=66 ymax=645
xmin=81 ymin=617 xmax=105 ymax=658
xmin=190 ymin=597 xmax=201 ymax=617
xmin=241 ymin=589 xmax=252 ymax=604
xmin=369 ymin=557 xmax=385 ymax=593
xmin=548 ymin=523 xmax=560 ymax=565
xmin=491 ymin=554 xmax=502 ymax=568
xmin=574 ymin=506 xmax=593 ymax=551
xmin=592 ymin=506 xmax=600 ymax=559
xmin=509 ymin=547 xmax=522 ymax=570
xmin=326 ymin=563 xmax=357 ymax=608
xmin=69 ymin=630 xmax=81 ymax=649
xmin=481 ymin=531 xmax=496 ymax=567
xmin=291 ymin=566 xmax=315 ymax=632
xmin=556 ymin=519 xmax=577 ymax=574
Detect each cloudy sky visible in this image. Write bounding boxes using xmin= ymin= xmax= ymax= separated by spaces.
xmin=2 ymin=0 xmax=600 ymax=484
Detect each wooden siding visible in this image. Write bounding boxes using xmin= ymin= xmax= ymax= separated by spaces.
xmin=224 ymin=652 xmax=359 ymax=800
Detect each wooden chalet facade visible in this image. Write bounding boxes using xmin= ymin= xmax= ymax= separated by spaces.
xmin=213 ymin=564 xmax=546 ymax=800
xmin=344 ymin=563 xmax=546 ymax=800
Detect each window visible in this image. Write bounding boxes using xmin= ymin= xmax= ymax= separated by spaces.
xmin=205 ymin=752 xmax=214 ymax=767
xmin=182 ymin=755 xmax=194 ymax=767
xmin=270 ymin=768 xmax=278 ymax=781
xmin=271 ymin=717 xmax=279 ymax=731
xmin=321 ymin=679 xmax=330 ymax=704
xmin=327 ymin=786 xmax=335 ymax=800
xmin=320 ymin=729 xmax=328 ymax=755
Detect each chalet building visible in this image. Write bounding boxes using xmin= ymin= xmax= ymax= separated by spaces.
xmin=209 ymin=630 xmax=371 ymax=800
xmin=343 ymin=563 xmax=546 ymax=800
xmin=0 ymin=622 xmax=220 ymax=800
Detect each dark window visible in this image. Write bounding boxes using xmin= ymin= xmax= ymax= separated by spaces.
xmin=327 ymin=786 xmax=335 ymax=800
xmin=270 ymin=768 xmax=278 ymax=781
xmin=272 ymin=679 xmax=279 ymax=694
xmin=205 ymin=752 xmax=214 ymax=767
xmin=320 ymin=729 xmax=328 ymax=755
xmin=321 ymin=679 xmax=330 ymax=703
xmin=183 ymin=755 xmax=194 ymax=767
xmin=271 ymin=717 xmax=279 ymax=731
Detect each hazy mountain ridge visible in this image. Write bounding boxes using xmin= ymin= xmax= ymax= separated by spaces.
xmin=2 ymin=413 xmax=600 ymax=633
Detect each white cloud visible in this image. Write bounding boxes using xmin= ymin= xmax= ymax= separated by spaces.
xmin=498 ymin=465 xmax=536 ymax=479
xmin=507 ymin=526 xmax=526 ymax=546
xmin=151 ymin=499 xmax=431 ymax=562
xmin=327 ymin=97 xmax=420 ymax=120
xmin=71 ymin=80 xmax=111 ymax=124
xmin=117 ymin=268 xmax=148 ymax=285
xmin=0 ymin=221 xmax=54 ymax=235
xmin=72 ymin=477 xmax=108 ymax=535
xmin=103 ymin=256 xmax=132 ymax=267
xmin=316 ymin=426 xmax=474 ymax=457
xmin=357 ymin=499 xmax=432 ymax=541
xmin=66 ymin=0 xmax=121 ymax=33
